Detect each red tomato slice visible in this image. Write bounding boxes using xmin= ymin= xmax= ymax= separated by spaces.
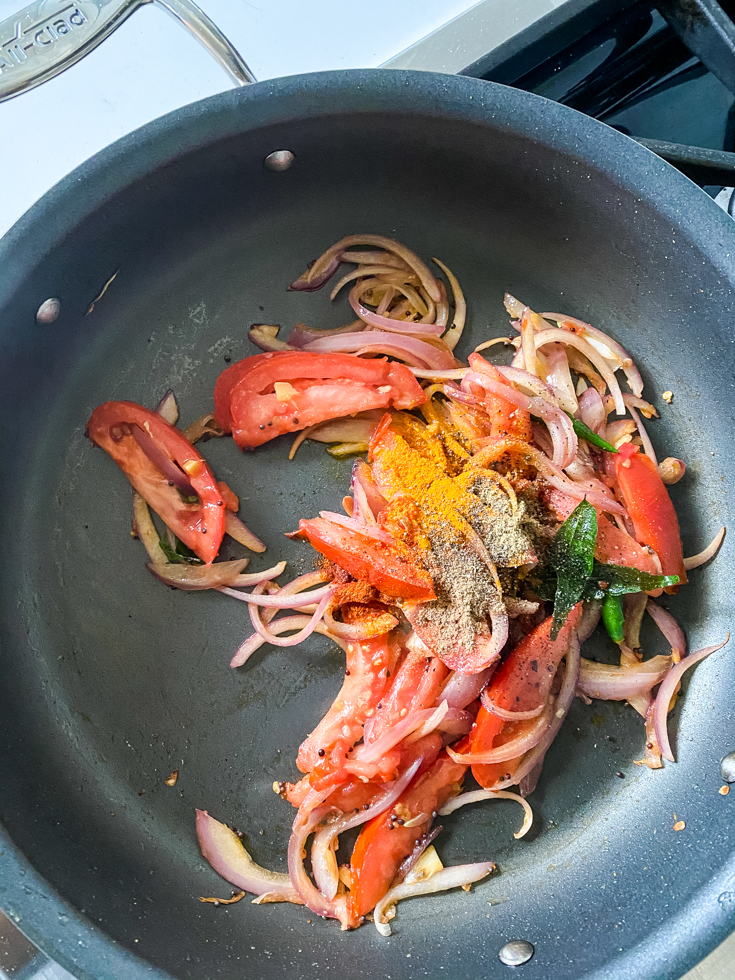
xmin=470 ymin=607 xmax=581 ymax=788
xmin=296 ymin=634 xmax=400 ymax=774
xmin=296 ymin=517 xmax=435 ymax=601
xmin=467 ymin=352 xmax=533 ymax=442
xmin=349 ymin=753 xmax=466 ymax=918
xmin=214 ymin=351 xmax=426 ymax=449
xmin=87 ymin=401 xmax=224 ymax=564
xmin=367 ymin=644 xmax=449 ymax=743
xmin=615 ymin=444 xmax=687 ymax=591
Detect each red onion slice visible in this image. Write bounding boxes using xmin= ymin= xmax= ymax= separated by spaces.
xmin=646 ymin=600 xmax=686 ymax=661
xmin=578 ymin=386 xmax=606 ymax=434
xmin=438 ymin=789 xmax=533 ymax=839
xmin=310 ymin=757 xmax=423 ymax=901
xmin=541 ymin=312 xmax=644 ymax=397
xmin=658 ymin=457 xmax=686 ymax=485
xmin=249 ymin=324 xmax=296 ymax=352
xmin=219 ymin=582 xmax=336 ymax=608
xmin=577 ymin=655 xmax=672 ymax=700
xmin=624 ymin=398 xmax=657 ymax=467
xmin=482 ymin=693 xmax=546 ymax=722
xmin=287 ymin=804 xmax=352 ymax=926
xmin=147 ymin=558 xmax=249 ymax=591
xmin=249 ymin=589 xmax=332 ymax=648
xmin=196 ymin=810 xmax=301 ymax=903
xmin=224 ymin=511 xmax=266 ymax=553
xmin=439 ymin=664 xmax=497 ymax=709
xmin=348 ymin=284 xmax=443 ymax=335
xmin=129 ymin=424 xmax=197 ymax=496
xmin=432 ymin=258 xmax=466 ymax=350
xmin=542 ymin=343 xmax=578 ymax=415
xmin=683 ymin=526 xmax=726 ymax=570
xmin=447 ymin=701 xmax=553 ymax=765
xmin=301 ymin=330 xmax=455 ymax=369
xmin=132 ymin=493 xmax=169 ymax=564
xmin=532 ymin=327 xmax=625 ymax=415
xmin=652 ymin=636 xmax=730 ymax=762
xmin=329 ymin=265 xmax=410 ymax=301
xmin=323 ymin=604 xmax=399 ymax=641
xmin=155 ymin=389 xmax=179 ymax=425
xmin=230 ymin=615 xmax=348 ymax=668
xmin=289 ymin=252 xmax=344 ymax=291
xmin=230 ymin=560 xmax=287 ymax=588
xmin=374 ymin=861 xmax=495 ymax=937
xmin=318 ymin=511 xmax=396 ymax=544
xmin=356 ymin=710 xmax=440 ymax=765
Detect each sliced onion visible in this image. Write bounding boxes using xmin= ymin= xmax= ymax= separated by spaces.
xmin=329 ymin=265 xmax=411 ymax=301
xmin=147 ymin=558 xmax=249 ymax=591
xmin=624 ymin=399 xmax=657 ymax=467
xmin=542 ymin=343 xmax=578 ymax=415
xmin=504 ymin=293 xmax=525 ymax=319
xmin=482 ymin=693 xmax=546 ymax=722
xmin=440 ymin=665 xmax=497 ymax=709
xmin=351 ymin=458 xmax=387 ymax=522
xmin=646 ymin=600 xmax=686 ymax=661
xmin=684 ymin=526 xmax=725 ymax=570
xmin=348 ymin=284 xmax=443 ymax=336
xmin=249 ymin=587 xmax=332 ymax=648
xmin=341 ymin=250 xmax=411 ymax=269
xmin=230 ymin=615 xmax=348 ymax=668
xmin=289 ymin=252 xmax=344 ymax=292
xmin=288 ymin=321 xmax=365 ymax=349
xmin=447 ymin=702 xmax=553 ymax=765
xmin=431 ymin=258 xmax=466 ymax=350
xmin=301 ymin=330 xmax=455 ymax=369
xmin=310 ymin=757 xmax=423 ymax=901
xmin=438 ymin=789 xmax=533 ymax=839
xmin=410 ymin=368 xmax=468 ymax=380
xmin=155 ymin=389 xmax=179 ymax=425
xmin=219 ymin=582 xmax=336 ymax=608
xmin=504 ymin=598 xmax=540 ymax=618
xmin=132 ymin=492 xmax=169 ymax=564
xmin=532 ymin=327 xmax=625 ymax=415
xmin=196 ymin=810 xmax=301 ymax=903
xmin=357 ymin=709 xmax=441 ymax=764
xmin=182 ymin=413 xmax=225 ymax=444
xmin=231 ymin=560 xmax=287 ymax=588
xmin=248 ymin=324 xmax=296 ymax=352
xmin=289 ymin=414 xmax=380 ymax=459
xmin=541 ymin=312 xmax=644 ymax=397
xmin=224 ymin=511 xmax=266 ymax=553
xmin=323 ymin=604 xmax=398 ymax=641
xmin=652 ymin=636 xmax=730 ymax=762
xmin=287 ymin=804 xmax=351 ymax=926
xmin=374 ymin=861 xmax=494 ymax=937
xmin=577 ymin=655 xmax=672 ymax=700
xmin=318 ymin=511 xmax=396 ymax=544
xmin=578 ymin=387 xmax=606 ymax=434
xmin=496 ymin=365 xmax=577 ymax=467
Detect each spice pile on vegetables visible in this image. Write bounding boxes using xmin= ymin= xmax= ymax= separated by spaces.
xmin=86 ymin=235 xmax=728 ymax=935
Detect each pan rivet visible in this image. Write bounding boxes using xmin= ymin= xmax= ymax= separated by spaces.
xmin=721 ymin=751 xmax=735 ymax=783
xmin=264 ymin=150 xmax=295 ymax=172
xmin=36 ymin=297 xmax=61 ymax=324
xmin=499 ymin=940 xmax=535 ymax=967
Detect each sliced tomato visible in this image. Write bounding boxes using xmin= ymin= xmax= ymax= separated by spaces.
xmin=87 ymin=401 xmax=224 ymax=564
xmin=296 ymin=634 xmax=401 ymax=774
xmin=615 ymin=444 xmax=687 ymax=591
xmin=296 ymin=517 xmax=435 ymax=601
xmin=470 ymin=607 xmax=581 ymax=788
xmin=367 ymin=642 xmax=449 ymax=743
xmin=216 ymin=481 xmax=239 ymax=512
xmin=467 ymin=352 xmax=533 ymax=442
xmin=214 ymin=351 xmax=426 ymax=449
xmin=349 ymin=753 xmax=466 ymax=919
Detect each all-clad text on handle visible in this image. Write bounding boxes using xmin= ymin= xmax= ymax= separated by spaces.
xmin=0 ymin=0 xmax=255 ymax=103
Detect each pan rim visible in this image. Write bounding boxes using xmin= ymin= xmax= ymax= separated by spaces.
xmin=1 ymin=67 xmax=734 ymax=980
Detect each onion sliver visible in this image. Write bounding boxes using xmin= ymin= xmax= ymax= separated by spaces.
xmin=219 ymin=582 xmax=336 ymax=608
xmin=311 ymin=758 xmax=423 ymax=901
xmin=130 ymin=424 xmax=197 ymax=495
xmin=318 ymin=511 xmax=396 ymax=544
xmin=249 ymin=589 xmax=332 ymax=648
xmin=287 ymin=804 xmax=351 ymax=927
xmin=230 ymin=616 xmax=347 ymax=668
xmin=438 ymin=790 xmax=533 ymax=839
xmin=230 ymin=560 xmax=287 ymax=588
xmin=132 ymin=492 xmax=169 ymax=564
xmin=532 ymin=327 xmax=625 ymax=415
xmin=224 ymin=511 xmax=266 ymax=553
xmin=348 ymin=285 xmax=444 ymax=336
xmin=432 ymin=257 xmax=466 ymax=351
xmin=624 ymin=399 xmax=657 ymax=467
xmin=196 ymin=810 xmax=301 ymax=903
xmin=147 ymin=558 xmax=249 ymax=591
xmin=542 ymin=312 xmax=644 ymax=397
xmin=301 ymin=330 xmax=454 ymax=369
xmin=684 ymin=526 xmax=725 ymax=570
xmin=440 ymin=665 xmax=497 ymax=709
xmin=577 ymin=655 xmax=672 ymax=700
xmin=482 ymin=694 xmax=545 ymax=722
xmin=652 ymin=636 xmax=730 ymax=762
xmin=646 ymin=600 xmax=686 ymax=661
xmin=374 ymin=862 xmax=494 ymax=937
xmin=358 ymin=710 xmax=441 ymax=763
xmin=329 ymin=265 xmax=411 ymax=301
xmin=155 ymin=389 xmax=179 ymax=425
xmin=447 ymin=702 xmax=553 ymax=765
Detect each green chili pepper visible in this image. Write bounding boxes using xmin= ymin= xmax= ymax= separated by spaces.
xmin=602 ymin=593 xmax=625 ymax=644
xmin=566 ymin=413 xmax=619 ymax=454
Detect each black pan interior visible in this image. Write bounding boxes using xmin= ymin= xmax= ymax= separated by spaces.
xmin=0 ymin=71 xmax=734 ymax=980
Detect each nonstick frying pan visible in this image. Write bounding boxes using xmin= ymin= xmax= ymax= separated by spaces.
xmin=1 ymin=17 xmax=735 ymax=980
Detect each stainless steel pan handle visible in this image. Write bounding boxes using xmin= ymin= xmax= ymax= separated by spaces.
xmin=0 ymin=0 xmax=255 ymax=103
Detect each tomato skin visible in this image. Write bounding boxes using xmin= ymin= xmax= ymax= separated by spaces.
xmin=296 ymin=517 xmax=435 ymax=601
xmin=214 ymin=352 xmax=426 ymax=449
xmin=615 ymin=444 xmax=687 ymax=591
xmin=367 ymin=645 xmax=449 ymax=743
xmin=470 ymin=607 xmax=581 ymax=788
xmin=87 ymin=401 xmax=224 ymax=564
xmin=467 ymin=353 xmax=533 ymax=442
xmin=349 ymin=753 xmax=466 ymax=918
xmin=297 ymin=634 xmax=400 ymax=774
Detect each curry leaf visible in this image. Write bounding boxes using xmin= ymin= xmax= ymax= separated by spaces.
xmin=582 ymin=562 xmax=679 ymax=600
xmin=549 ymin=499 xmax=598 ymax=639
xmin=158 ymin=534 xmax=203 ymax=565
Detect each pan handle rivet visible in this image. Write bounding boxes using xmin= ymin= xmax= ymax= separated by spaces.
xmin=721 ymin=751 xmax=735 ymax=783
xmin=264 ymin=150 xmax=295 ymax=172
xmin=499 ymin=940 xmax=535 ymax=967
xmin=36 ymin=297 xmax=61 ymax=324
